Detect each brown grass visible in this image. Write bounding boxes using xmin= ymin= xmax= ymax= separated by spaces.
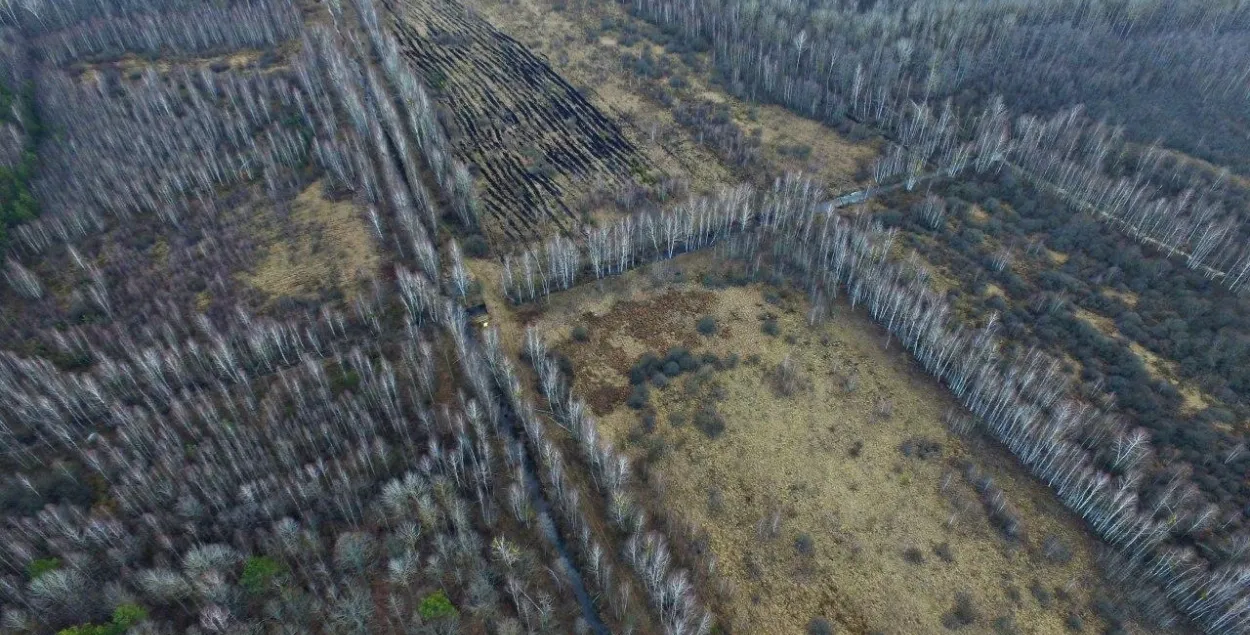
xmin=243 ymin=181 xmax=379 ymax=301
xmin=492 ymin=251 xmax=1130 ymax=634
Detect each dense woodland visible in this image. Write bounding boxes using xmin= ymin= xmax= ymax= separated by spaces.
xmin=0 ymin=0 xmax=717 ymax=633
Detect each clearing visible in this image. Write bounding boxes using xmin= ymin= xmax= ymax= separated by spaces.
xmin=477 ymin=249 xmax=1135 ymax=634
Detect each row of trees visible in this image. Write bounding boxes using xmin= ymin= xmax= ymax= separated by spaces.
xmin=754 ymin=176 xmax=1249 ymax=634
xmin=0 ymin=26 xmax=39 ymax=250
xmin=18 ymin=0 xmax=303 ymax=65
xmin=516 ymin=328 xmax=712 ymax=635
xmin=618 ymin=0 xmax=1250 ymax=291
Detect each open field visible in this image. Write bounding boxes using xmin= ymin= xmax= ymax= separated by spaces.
xmin=243 ymin=180 xmax=380 ymax=303
xmin=472 ymin=249 xmax=1137 ymax=634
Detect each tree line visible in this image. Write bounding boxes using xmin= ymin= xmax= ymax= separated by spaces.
xmin=614 ymin=0 xmax=1250 ymax=292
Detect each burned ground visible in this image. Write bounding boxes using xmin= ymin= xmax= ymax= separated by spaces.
xmin=384 ymin=0 xmax=650 ymax=244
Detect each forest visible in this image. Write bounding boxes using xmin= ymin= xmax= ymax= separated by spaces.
xmin=0 ymin=0 xmax=1248 ymax=633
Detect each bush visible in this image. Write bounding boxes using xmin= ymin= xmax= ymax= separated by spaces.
xmin=678 ymin=352 xmax=699 ymax=372
xmin=663 ymin=360 xmax=682 ymax=377
xmin=651 ymin=372 xmax=670 ymax=388
xmin=1064 ymin=613 xmax=1084 ymax=632
xmin=110 ymin=604 xmax=148 ymax=630
xmin=770 ymin=356 xmax=807 ymax=396
xmin=1029 ymin=580 xmax=1053 ymax=608
xmin=992 ymin=615 xmax=1019 ymax=635
xmin=942 ymin=592 xmax=979 ymax=629
xmin=694 ymin=405 xmax=725 ymax=438
xmin=55 ymin=604 xmax=149 ymax=635
xmin=630 ymin=352 xmax=661 ymax=384
xmin=419 ymin=590 xmax=457 ymax=621
xmin=934 ymin=542 xmax=955 ymax=563
xmin=240 ymin=556 xmax=284 ymax=595
xmin=27 ymin=557 xmax=61 ymax=581
xmin=572 ymin=325 xmax=590 ymax=342
xmin=697 ymin=315 xmax=718 ymax=335
xmin=794 ymin=533 xmax=815 ymax=556
xmin=761 ymin=318 xmax=780 ymax=336
xmin=1041 ymin=535 xmax=1072 ymax=564
xmin=640 ymin=408 xmax=657 ymax=432
xmin=462 ymin=235 xmax=489 ymax=258
xmin=903 ymin=547 xmax=925 ymax=564
xmin=626 ymin=384 xmax=650 ymax=409
xmin=708 ymin=486 xmax=724 ymax=514
xmin=807 ymin=617 xmax=835 ymax=635
xmin=629 ymin=365 xmax=649 ymax=385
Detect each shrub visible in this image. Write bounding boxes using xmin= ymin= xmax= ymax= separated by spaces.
xmin=807 ymin=617 xmax=835 ymax=635
xmin=678 ymin=352 xmax=699 ymax=372
xmin=668 ymin=411 xmax=686 ymax=427
xmin=640 ymin=408 xmax=657 ymax=432
xmin=629 ymin=364 xmax=649 ymax=385
xmin=934 ymin=542 xmax=955 ymax=563
xmin=794 ymin=533 xmax=815 ymax=556
xmin=1041 ymin=535 xmax=1072 ymax=564
xmin=572 ymin=325 xmax=590 ymax=342
xmin=1064 ymin=613 xmax=1084 ymax=632
xmin=664 ymin=346 xmax=689 ymax=364
xmin=708 ymin=486 xmax=724 ymax=514
xmin=1029 ymin=580 xmax=1053 ymax=608
xmin=841 ymin=371 xmax=860 ymax=393
xmin=693 ymin=405 xmax=725 ymax=438
xmin=761 ymin=318 xmax=780 ymax=336
xmin=721 ymin=352 xmax=740 ymax=369
xmin=663 ymin=360 xmax=682 ymax=377
xmin=110 ymin=604 xmax=148 ymax=629
xmin=240 ymin=556 xmax=284 ymax=595
xmin=55 ymin=604 xmax=148 ymax=635
xmin=873 ymin=397 xmax=894 ymax=420
xmin=993 ymin=615 xmax=1019 ymax=635
xmin=631 ymin=353 xmax=661 ymax=383
xmin=626 ymin=384 xmax=650 ymax=409
xmin=419 ymin=590 xmax=457 ymax=621
xmin=462 ymin=235 xmax=489 ymax=258
xmin=903 ymin=547 xmax=925 ymax=564
xmin=941 ymin=592 xmax=979 ymax=629
xmin=770 ymin=356 xmax=808 ymax=396
xmin=899 ymin=437 xmax=942 ymax=460
xmin=650 ymin=372 xmax=670 ymax=388
xmin=697 ymin=315 xmax=718 ymax=335
xmin=27 ymin=557 xmax=61 ymax=580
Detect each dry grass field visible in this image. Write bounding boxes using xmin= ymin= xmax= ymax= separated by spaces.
xmin=469 ymin=249 xmax=1142 ymax=635
xmin=243 ymin=181 xmax=380 ymax=303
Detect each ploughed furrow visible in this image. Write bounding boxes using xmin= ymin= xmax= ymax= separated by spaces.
xmin=383 ymin=0 xmax=646 ymax=245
